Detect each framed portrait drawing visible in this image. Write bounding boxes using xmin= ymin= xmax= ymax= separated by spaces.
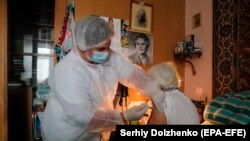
xmin=127 ymin=32 xmax=153 ymax=66
xmin=129 ymin=1 xmax=153 ymax=34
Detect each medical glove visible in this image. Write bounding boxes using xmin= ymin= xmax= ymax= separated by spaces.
xmin=123 ymin=103 xmax=149 ymax=122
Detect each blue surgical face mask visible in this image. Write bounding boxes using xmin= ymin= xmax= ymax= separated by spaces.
xmin=87 ymin=51 xmax=109 ymax=64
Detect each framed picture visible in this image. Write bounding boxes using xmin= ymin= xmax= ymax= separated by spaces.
xmin=127 ymin=32 xmax=153 ymax=66
xmin=192 ymin=13 xmax=202 ymax=28
xmin=129 ymin=1 xmax=153 ymax=34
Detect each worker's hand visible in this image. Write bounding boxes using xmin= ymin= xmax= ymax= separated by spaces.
xmin=144 ymin=81 xmax=166 ymax=112
xmin=123 ymin=103 xmax=149 ymax=122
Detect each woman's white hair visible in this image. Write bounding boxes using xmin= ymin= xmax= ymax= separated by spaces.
xmin=148 ymin=62 xmax=181 ymax=89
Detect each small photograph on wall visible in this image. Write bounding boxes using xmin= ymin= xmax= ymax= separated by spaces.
xmin=127 ymin=32 xmax=153 ymax=66
xmin=192 ymin=13 xmax=202 ymax=29
xmin=121 ymin=19 xmax=130 ymax=48
xmin=101 ymin=16 xmax=121 ymax=53
xmin=120 ymin=19 xmax=130 ymax=59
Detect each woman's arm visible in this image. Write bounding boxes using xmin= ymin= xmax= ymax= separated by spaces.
xmin=148 ymin=107 xmax=167 ymax=125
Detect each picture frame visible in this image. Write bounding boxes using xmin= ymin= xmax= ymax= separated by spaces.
xmin=192 ymin=13 xmax=202 ymax=28
xmin=128 ymin=32 xmax=153 ymax=66
xmin=129 ymin=1 xmax=153 ymax=34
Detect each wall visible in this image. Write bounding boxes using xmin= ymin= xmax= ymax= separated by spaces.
xmin=0 ymin=0 xmax=8 ymax=140
xmin=0 ymin=1 xmax=185 ymax=140
xmin=55 ymin=0 xmax=185 ymax=100
xmin=185 ymin=0 xmax=213 ymax=102
xmin=55 ymin=0 xmax=185 ymax=68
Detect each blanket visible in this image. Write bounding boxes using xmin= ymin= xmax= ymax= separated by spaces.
xmin=203 ymin=91 xmax=250 ymax=124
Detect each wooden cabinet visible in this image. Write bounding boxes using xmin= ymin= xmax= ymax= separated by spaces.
xmin=8 ymin=87 xmax=33 ymax=141
xmin=8 ymin=0 xmax=54 ymax=87
xmin=7 ymin=0 xmax=55 ymax=140
xmin=213 ymin=0 xmax=250 ymax=97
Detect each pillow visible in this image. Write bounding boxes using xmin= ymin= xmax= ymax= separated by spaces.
xmin=203 ymin=91 xmax=250 ymax=124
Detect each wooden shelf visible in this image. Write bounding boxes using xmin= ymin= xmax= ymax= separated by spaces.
xmin=174 ymin=49 xmax=202 ymax=60
xmin=33 ymin=7 xmax=54 ymax=12
xmin=13 ymin=36 xmax=54 ymax=42
xmin=11 ymin=52 xmax=53 ymax=57
xmin=11 ymin=68 xmax=25 ymax=71
xmin=12 ymin=21 xmax=54 ymax=28
xmin=174 ymin=48 xmax=202 ymax=76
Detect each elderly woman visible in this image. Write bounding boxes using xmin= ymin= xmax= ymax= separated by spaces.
xmin=147 ymin=62 xmax=200 ymax=124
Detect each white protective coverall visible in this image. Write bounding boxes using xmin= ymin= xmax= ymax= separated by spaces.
xmin=41 ymin=50 xmax=154 ymax=141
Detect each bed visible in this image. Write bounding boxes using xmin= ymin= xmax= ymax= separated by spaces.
xmin=202 ymin=90 xmax=250 ymax=125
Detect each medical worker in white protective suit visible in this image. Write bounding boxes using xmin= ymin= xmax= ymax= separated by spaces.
xmin=41 ymin=16 xmax=165 ymax=141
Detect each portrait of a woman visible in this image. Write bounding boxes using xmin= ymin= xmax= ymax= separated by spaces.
xmin=128 ymin=33 xmax=152 ymax=65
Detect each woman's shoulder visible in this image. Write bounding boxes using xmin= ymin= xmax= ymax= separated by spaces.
xmin=164 ymin=90 xmax=186 ymax=103
xmin=165 ymin=90 xmax=196 ymax=107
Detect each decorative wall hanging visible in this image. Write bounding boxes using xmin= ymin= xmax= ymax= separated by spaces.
xmin=54 ymin=1 xmax=75 ymax=63
xmin=213 ymin=0 xmax=250 ymax=97
xmin=129 ymin=0 xmax=153 ymax=34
